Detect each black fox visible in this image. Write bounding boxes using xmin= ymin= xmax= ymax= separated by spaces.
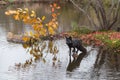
xmin=66 ymin=36 xmax=87 ymax=58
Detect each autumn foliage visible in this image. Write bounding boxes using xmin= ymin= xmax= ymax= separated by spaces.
xmin=5 ymin=3 xmax=60 ymax=67
xmin=5 ymin=3 xmax=60 ymax=40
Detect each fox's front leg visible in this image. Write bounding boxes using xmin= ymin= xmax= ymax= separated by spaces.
xmin=72 ymin=47 xmax=76 ymax=53
xmin=73 ymin=47 xmax=78 ymax=54
xmin=69 ymin=47 xmax=71 ymax=62
xmin=76 ymin=49 xmax=78 ymax=54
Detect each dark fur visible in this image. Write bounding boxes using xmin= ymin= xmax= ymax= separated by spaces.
xmin=66 ymin=36 xmax=87 ymax=56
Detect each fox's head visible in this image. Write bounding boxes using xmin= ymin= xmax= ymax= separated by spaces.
xmin=65 ymin=36 xmax=72 ymax=45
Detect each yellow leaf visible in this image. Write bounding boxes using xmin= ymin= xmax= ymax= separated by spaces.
xmin=23 ymin=16 xmax=30 ymax=23
xmin=45 ymin=24 xmax=48 ymax=26
xmin=38 ymin=24 xmax=43 ymax=28
xmin=23 ymin=11 xmax=27 ymax=14
xmin=29 ymin=18 xmax=37 ymax=24
xmin=52 ymin=24 xmax=57 ymax=29
xmin=42 ymin=16 xmax=46 ymax=21
xmin=48 ymin=21 xmax=53 ymax=26
xmin=37 ymin=17 xmax=42 ymax=22
xmin=39 ymin=28 xmax=46 ymax=36
xmin=17 ymin=8 xmax=22 ymax=12
xmin=31 ymin=14 xmax=35 ymax=17
xmin=5 ymin=11 xmax=10 ymax=15
xmin=13 ymin=15 xmax=19 ymax=20
xmin=34 ymin=33 xmax=39 ymax=38
xmin=31 ymin=10 xmax=36 ymax=17
xmin=48 ymin=27 xmax=55 ymax=35
xmin=10 ymin=10 xmax=17 ymax=14
xmin=31 ymin=10 xmax=35 ymax=13
xmin=22 ymin=36 xmax=30 ymax=42
xmin=32 ymin=24 xmax=38 ymax=31
xmin=24 ymin=8 xmax=28 ymax=12
xmin=30 ymin=31 xmax=33 ymax=36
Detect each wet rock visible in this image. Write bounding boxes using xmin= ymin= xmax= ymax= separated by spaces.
xmin=7 ymin=32 xmax=24 ymax=43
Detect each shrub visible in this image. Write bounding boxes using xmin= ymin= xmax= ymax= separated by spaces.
xmin=71 ymin=22 xmax=91 ymax=34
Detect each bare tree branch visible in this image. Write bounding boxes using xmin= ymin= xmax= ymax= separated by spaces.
xmin=70 ymin=0 xmax=97 ymax=29
xmin=70 ymin=0 xmax=120 ymax=30
xmin=107 ymin=0 xmax=116 ymax=27
xmin=90 ymin=1 xmax=103 ymax=29
xmin=97 ymin=0 xmax=108 ymax=29
xmin=108 ymin=0 xmax=120 ymax=29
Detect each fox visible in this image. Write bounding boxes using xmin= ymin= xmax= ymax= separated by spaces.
xmin=66 ymin=36 xmax=87 ymax=60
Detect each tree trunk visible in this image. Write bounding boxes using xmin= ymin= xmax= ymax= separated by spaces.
xmin=70 ymin=0 xmax=120 ymax=30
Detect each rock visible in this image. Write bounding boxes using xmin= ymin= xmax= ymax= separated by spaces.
xmin=7 ymin=32 xmax=14 ymax=40
xmin=7 ymin=32 xmax=24 ymax=43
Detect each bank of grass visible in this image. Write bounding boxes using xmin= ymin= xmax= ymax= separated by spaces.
xmin=67 ymin=28 xmax=120 ymax=54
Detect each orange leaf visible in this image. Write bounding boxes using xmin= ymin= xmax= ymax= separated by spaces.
xmin=13 ymin=15 xmax=19 ymax=20
xmin=52 ymin=13 xmax=57 ymax=18
xmin=53 ymin=3 xmax=57 ymax=8
xmin=52 ymin=8 xmax=54 ymax=12
xmin=48 ymin=21 xmax=53 ymax=26
xmin=52 ymin=24 xmax=57 ymax=29
xmin=22 ymin=36 xmax=30 ymax=42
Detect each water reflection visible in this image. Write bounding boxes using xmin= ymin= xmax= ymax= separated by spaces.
xmin=1 ymin=37 xmax=120 ymax=80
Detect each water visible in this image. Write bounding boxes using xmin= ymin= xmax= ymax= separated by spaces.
xmin=0 ymin=37 xmax=98 ymax=80
xmin=0 ymin=2 xmax=120 ymax=80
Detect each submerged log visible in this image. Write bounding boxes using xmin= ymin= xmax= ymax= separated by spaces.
xmin=7 ymin=32 xmax=65 ymax=43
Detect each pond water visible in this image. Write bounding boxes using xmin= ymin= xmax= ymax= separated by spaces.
xmin=0 ymin=37 xmax=99 ymax=80
xmin=0 ymin=2 xmax=120 ymax=80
